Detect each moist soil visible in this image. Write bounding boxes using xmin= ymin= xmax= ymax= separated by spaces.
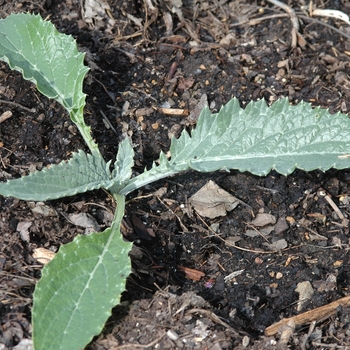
xmin=1 ymin=0 xmax=350 ymax=349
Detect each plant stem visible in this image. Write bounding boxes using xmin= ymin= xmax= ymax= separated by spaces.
xmin=70 ymin=108 xmax=102 ymax=156
xmin=112 ymin=193 xmax=126 ymax=223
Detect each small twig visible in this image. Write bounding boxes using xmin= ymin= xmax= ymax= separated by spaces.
xmin=0 ymin=110 xmax=12 ymax=123
xmin=157 ymin=195 xmax=189 ymax=232
xmin=91 ymin=77 xmax=115 ymax=103
xmin=100 ymin=110 xmax=118 ymax=135
xmin=230 ymin=13 xmax=289 ymax=27
xmin=266 ymin=0 xmax=300 ymax=47
xmin=114 ymin=47 xmax=138 ymax=63
xmin=230 ymin=13 xmax=350 ymax=41
xmin=157 ymin=107 xmax=188 ymax=116
xmin=194 ymin=211 xmax=278 ymax=254
xmin=256 ymin=185 xmax=279 ymax=194
xmin=265 ymin=294 xmax=350 ymax=336
xmin=129 ymin=85 xmax=158 ymax=102
xmin=0 ymin=99 xmax=36 ymax=113
xmin=318 ymin=189 xmax=349 ymax=227
xmin=299 ymin=224 xmax=328 ymax=241
xmin=244 ymin=222 xmax=272 ymax=243
xmin=299 ymin=15 xmax=350 ymax=41
xmin=186 ymin=308 xmax=241 ymax=337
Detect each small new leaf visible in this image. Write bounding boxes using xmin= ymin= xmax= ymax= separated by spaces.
xmin=0 ymin=150 xmax=112 ymax=201
xmin=111 ymin=138 xmax=134 ymax=191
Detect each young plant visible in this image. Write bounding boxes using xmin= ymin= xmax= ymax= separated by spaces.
xmin=1 ymin=13 xmax=350 ymax=350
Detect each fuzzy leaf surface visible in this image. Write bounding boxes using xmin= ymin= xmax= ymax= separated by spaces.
xmin=121 ymin=98 xmax=350 ymax=194
xmin=0 ymin=13 xmax=98 ymax=151
xmin=111 ymin=138 xmax=134 ymax=191
xmin=0 ymin=13 xmax=88 ymax=113
xmin=32 ymin=195 xmax=132 ymax=350
xmin=0 ymin=150 xmax=112 ymax=201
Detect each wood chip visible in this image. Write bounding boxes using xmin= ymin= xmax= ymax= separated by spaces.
xmin=0 ymin=110 xmax=12 ymax=123
xmin=33 ymin=247 xmax=56 ymax=265
xmin=265 ymin=294 xmax=350 ymax=336
xmin=157 ymin=107 xmax=188 ymax=116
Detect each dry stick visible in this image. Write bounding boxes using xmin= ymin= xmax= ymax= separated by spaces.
xmin=0 ymin=99 xmax=36 ymax=113
xmin=157 ymin=107 xmax=188 ymax=116
xmin=144 ymin=0 xmax=157 ymax=14
xmin=318 ymin=189 xmax=349 ymax=227
xmin=299 ymin=15 xmax=350 ymax=40
xmin=266 ymin=0 xmax=300 ymax=48
xmin=265 ymin=294 xmax=350 ymax=336
xmin=186 ymin=308 xmax=242 ymax=337
xmin=0 ymin=110 xmax=12 ymax=123
xmin=230 ymin=13 xmax=350 ymax=41
xmin=157 ymin=195 xmax=189 ymax=232
xmin=194 ymin=211 xmax=278 ymax=254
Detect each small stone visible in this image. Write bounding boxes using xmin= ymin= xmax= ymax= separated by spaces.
xmin=276 ymin=272 xmax=283 ymax=279
xmin=167 ymin=329 xmax=179 ymax=341
xmin=242 ymin=335 xmax=250 ymax=347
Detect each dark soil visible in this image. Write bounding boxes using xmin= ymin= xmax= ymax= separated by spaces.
xmin=1 ymin=0 xmax=350 ymax=349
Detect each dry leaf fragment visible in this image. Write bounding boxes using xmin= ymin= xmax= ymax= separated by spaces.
xmin=177 ymin=265 xmax=205 ymax=281
xmin=84 ymin=0 xmax=114 ymax=25
xmin=0 ymin=110 xmax=12 ymax=123
xmin=177 ymin=77 xmax=195 ymax=91
xmin=31 ymin=203 xmax=57 ymax=217
xmin=312 ymin=8 xmax=350 ymax=25
xmin=187 ymin=94 xmax=208 ymax=125
xmin=313 ymin=274 xmax=337 ymax=292
xmin=274 ymin=217 xmax=289 ymax=234
xmin=17 ymin=221 xmax=32 ymax=242
xmin=263 ymin=238 xmax=287 ymax=251
xmin=189 ymin=180 xmax=239 ymax=219
xmin=295 ymin=281 xmax=314 ymax=311
xmin=33 ymin=247 xmax=56 ymax=265
xmin=250 ymin=213 xmax=276 ymax=227
xmin=68 ymin=213 xmax=100 ymax=234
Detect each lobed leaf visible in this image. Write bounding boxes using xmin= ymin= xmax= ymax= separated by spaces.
xmin=32 ymin=194 xmax=132 ymax=350
xmin=121 ymin=98 xmax=350 ymax=194
xmin=0 ymin=13 xmax=98 ymax=152
xmin=0 ymin=150 xmax=112 ymax=201
xmin=0 ymin=13 xmax=88 ymax=113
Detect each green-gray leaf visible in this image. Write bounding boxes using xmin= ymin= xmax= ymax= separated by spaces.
xmin=0 ymin=13 xmax=88 ymax=113
xmin=0 ymin=13 xmax=99 ymax=153
xmin=111 ymin=137 xmax=134 ymax=191
xmin=121 ymin=98 xmax=350 ymax=194
xmin=0 ymin=150 xmax=112 ymax=201
xmin=32 ymin=194 xmax=131 ymax=350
